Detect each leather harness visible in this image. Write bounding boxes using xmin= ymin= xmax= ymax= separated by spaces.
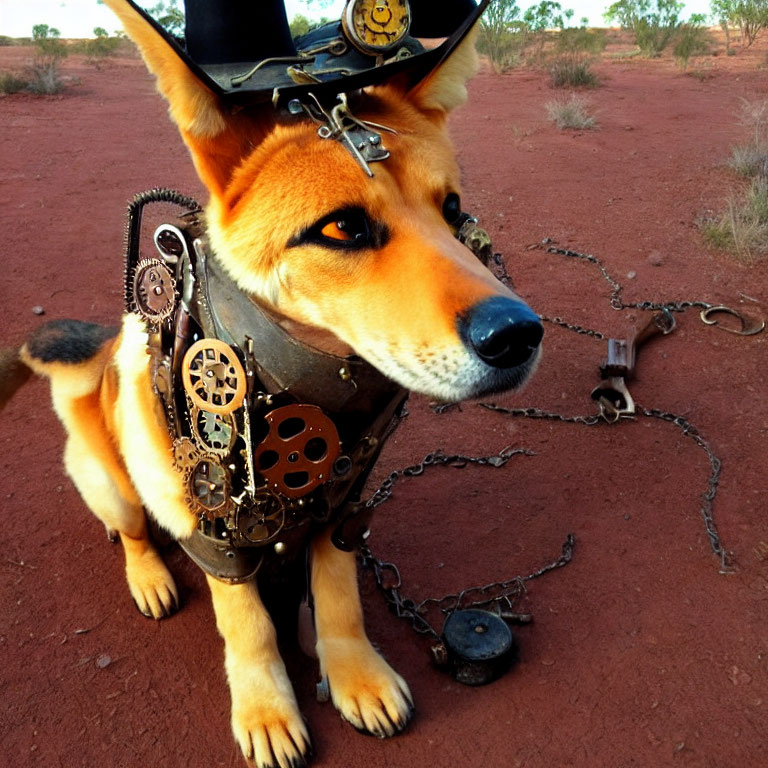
xmin=124 ymin=190 xmax=408 ymax=583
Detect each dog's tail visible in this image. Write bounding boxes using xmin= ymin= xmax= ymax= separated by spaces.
xmin=0 ymin=320 xmax=120 ymax=411
xmin=0 ymin=347 xmax=32 ymax=410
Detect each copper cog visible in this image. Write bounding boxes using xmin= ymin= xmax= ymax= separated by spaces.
xmin=253 ymin=404 xmax=340 ymax=499
xmin=133 ymin=258 xmax=176 ymax=323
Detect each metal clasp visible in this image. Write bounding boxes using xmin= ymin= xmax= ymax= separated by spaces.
xmin=591 ymin=310 xmax=677 ymax=422
xmin=700 ymin=305 xmax=765 ymax=336
xmin=289 ymin=92 xmax=397 ymax=177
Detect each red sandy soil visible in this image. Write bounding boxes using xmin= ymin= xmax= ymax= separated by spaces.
xmin=1 ymin=36 xmax=767 ymax=768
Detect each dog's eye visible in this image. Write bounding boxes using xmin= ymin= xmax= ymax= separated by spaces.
xmin=321 ymin=218 xmax=360 ymax=242
xmin=297 ymin=208 xmax=377 ymax=250
xmin=442 ymin=193 xmax=462 ymax=224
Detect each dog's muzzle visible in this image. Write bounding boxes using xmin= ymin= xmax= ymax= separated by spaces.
xmin=459 ymin=296 xmax=543 ymax=370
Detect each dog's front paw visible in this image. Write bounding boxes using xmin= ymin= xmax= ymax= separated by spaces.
xmin=123 ymin=541 xmax=178 ymax=619
xmin=230 ymin=667 xmax=312 ymax=768
xmin=318 ymin=638 xmax=413 ymax=737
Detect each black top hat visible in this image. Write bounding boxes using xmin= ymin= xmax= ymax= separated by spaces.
xmin=125 ymin=0 xmax=487 ymax=108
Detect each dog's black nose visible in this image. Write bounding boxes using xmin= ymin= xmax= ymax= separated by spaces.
xmin=460 ymin=297 xmax=543 ymax=368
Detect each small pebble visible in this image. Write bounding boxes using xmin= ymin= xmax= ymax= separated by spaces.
xmin=32 ymin=306 xmax=45 ymax=316
xmin=626 ymin=270 xmax=637 ymax=279
xmin=648 ymin=250 xmax=664 ymax=266
xmin=96 ymin=654 xmax=112 ymax=669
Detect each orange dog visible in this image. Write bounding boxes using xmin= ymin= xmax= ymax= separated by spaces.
xmin=3 ymin=2 xmax=542 ymax=766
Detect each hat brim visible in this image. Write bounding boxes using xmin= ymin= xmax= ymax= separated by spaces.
xmin=121 ymin=0 xmax=488 ymax=107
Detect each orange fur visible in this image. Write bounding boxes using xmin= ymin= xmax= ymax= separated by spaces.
xmin=17 ymin=4 xmax=540 ymax=767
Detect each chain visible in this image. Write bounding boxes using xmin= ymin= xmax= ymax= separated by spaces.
xmin=362 ymin=238 xmax=739 ymax=653
xmin=484 ymin=239 xmax=736 ymax=570
xmin=361 ymin=448 xmax=574 ymax=639
xmin=640 ymin=407 xmax=732 ymax=572
xmin=494 ymin=242 xmax=716 ymax=338
xmin=365 ymin=446 xmax=533 ymax=510
xmin=539 ymin=240 xmax=713 ymax=315
xmin=480 ymin=403 xmax=732 ymax=572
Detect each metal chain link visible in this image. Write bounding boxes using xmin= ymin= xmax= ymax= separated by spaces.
xmin=640 ymin=407 xmax=732 ymax=572
xmin=480 ymin=403 xmax=732 ymax=572
xmin=539 ymin=240 xmax=713 ymax=315
xmin=361 ymin=448 xmax=574 ymax=639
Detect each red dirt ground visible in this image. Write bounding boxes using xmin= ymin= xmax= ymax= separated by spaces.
xmin=2 ymin=38 xmax=767 ymax=768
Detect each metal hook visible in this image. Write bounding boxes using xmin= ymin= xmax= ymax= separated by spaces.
xmin=700 ymin=305 xmax=765 ymax=336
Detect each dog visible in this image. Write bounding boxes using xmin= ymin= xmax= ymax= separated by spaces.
xmin=1 ymin=1 xmax=542 ymax=766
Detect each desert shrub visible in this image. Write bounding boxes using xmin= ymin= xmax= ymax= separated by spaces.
xmin=728 ymin=99 xmax=768 ymax=175
xmin=0 ymin=72 xmax=29 ymax=93
xmin=545 ymin=93 xmax=597 ymax=129
xmin=29 ymin=24 xmax=67 ymax=94
xmin=0 ymin=35 xmax=17 ymax=46
xmin=732 ymin=0 xmax=768 ymax=46
xmin=478 ymin=0 xmax=530 ymax=72
xmin=730 ymin=144 xmax=768 ymax=175
xmin=522 ymin=1 xmax=574 ymax=57
xmin=673 ymin=23 xmax=711 ymax=69
xmin=555 ymin=26 xmax=608 ymax=53
xmin=604 ymin=0 xmax=683 ymax=56
xmin=549 ymin=53 xmax=599 ymax=87
xmin=27 ymin=62 xmax=62 ymax=93
xmin=74 ymin=27 xmax=123 ymax=62
xmin=702 ymin=177 xmax=768 ymax=261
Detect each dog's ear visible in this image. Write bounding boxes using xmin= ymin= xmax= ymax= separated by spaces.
xmin=102 ymin=0 xmax=271 ymax=198
xmin=405 ymin=26 xmax=479 ymax=118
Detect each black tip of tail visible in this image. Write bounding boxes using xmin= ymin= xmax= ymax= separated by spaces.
xmin=26 ymin=319 xmax=119 ymax=364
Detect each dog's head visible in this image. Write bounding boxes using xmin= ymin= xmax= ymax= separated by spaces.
xmin=105 ymin=0 xmax=542 ymax=402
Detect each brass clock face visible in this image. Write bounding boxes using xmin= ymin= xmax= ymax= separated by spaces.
xmin=342 ymin=0 xmax=411 ymax=55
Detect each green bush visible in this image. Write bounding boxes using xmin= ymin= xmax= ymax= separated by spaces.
xmin=605 ymin=0 xmax=683 ymax=56
xmin=555 ymin=26 xmax=607 ymax=53
xmin=477 ymin=1 xmax=530 ymax=72
xmin=549 ymin=54 xmax=599 ymax=87
xmin=0 ymin=72 xmax=29 ymax=93
xmin=673 ymin=24 xmax=710 ymax=69
xmin=29 ymin=24 xmax=67 ymax=94
xmin=76 ymin=27 xmax=122 ymax=60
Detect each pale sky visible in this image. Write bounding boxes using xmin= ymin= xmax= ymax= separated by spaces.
xmin=0 ymin=0 xmax=714 ymax=40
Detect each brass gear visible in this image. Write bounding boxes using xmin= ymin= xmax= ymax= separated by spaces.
xmin=172 ymin=437 xmax=201 ymax=473
xmin=186 ymin=457 xmax=231 ymax=519
xmin=235 ymin=489 xmax=286 ymax=544
xmin=132 ymin=258 xmax=176 ymax=323
xmin=182 ymin=338 xmax=247 ymax=415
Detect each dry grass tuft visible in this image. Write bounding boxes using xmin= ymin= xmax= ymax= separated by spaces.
xmin=545 ymin=93 xmax=597 ymax=130
xmin=701 ymin=177 xmax=768 ymax=262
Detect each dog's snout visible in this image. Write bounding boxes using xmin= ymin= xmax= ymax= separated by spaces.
xmin=460 ymin=296 xmax=543 ymax=368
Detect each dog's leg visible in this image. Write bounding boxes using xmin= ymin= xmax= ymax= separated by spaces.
xmin=62 ymin=398 xmax=179 ymax=620
xmin=311 ymin=528 xmax=413 ymax=736
xmin=206 ymin=575 xmax=311 ymax=768
xmin=21 ymin=320 xmax=178 ymax=620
